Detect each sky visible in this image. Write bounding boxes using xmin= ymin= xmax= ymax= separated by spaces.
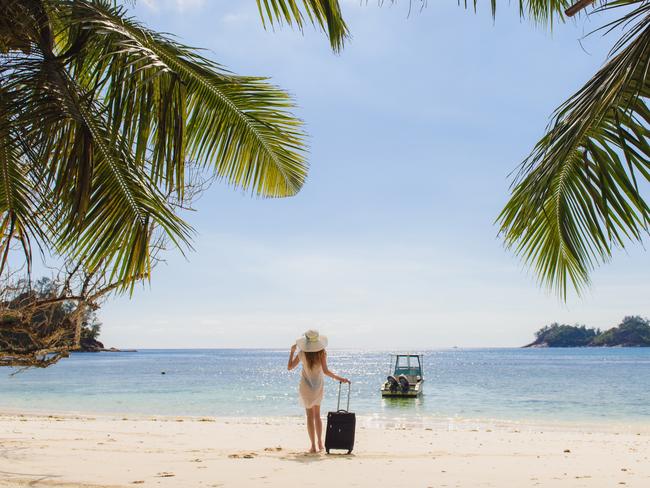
xmin=56 ymin=1 xmax=650 ymax=348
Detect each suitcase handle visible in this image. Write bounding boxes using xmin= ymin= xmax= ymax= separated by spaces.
xmin=336 ymin=381 xmax=351 ymax=412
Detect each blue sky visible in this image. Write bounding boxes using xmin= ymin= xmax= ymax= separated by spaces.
xmin=93 ymin=1 xmax=649 ymax=348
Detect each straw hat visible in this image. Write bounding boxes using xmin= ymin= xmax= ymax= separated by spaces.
xmin=296 ymin=329 xmax=328 ymax=352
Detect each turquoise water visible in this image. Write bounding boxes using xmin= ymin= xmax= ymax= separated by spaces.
xmin=1 ymin=348 xmax=649 ymax=424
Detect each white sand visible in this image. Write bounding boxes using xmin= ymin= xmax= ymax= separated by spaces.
xmin=1 ymin=412 xmax=649 ymax=487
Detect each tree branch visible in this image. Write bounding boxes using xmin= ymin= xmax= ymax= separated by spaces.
xmin=565 ymin=0 xmax=596 ymax=17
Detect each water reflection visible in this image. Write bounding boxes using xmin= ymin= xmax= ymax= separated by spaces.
xmin=381 ymin=395 xmax=424 ymax=411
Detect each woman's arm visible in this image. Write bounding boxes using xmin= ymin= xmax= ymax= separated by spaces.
xmin=287 ymin=344 xmax=300 ymax=371
xmin=321 ymin=351 xmax=350 ymax=383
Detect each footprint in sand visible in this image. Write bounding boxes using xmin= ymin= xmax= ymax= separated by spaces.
xmin=263 ymin=447 xmax=283 ymax=452
xmin=156 ymin=472 xmax=175 ymax=477
xmin=228 ymin=453 xmax=256 ymax=459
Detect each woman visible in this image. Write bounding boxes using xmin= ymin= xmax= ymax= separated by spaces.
xmin=287 ymin=329 xmax=350 ymax=453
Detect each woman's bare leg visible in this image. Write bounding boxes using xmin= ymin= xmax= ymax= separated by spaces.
xmin=305 ymin=408 xmax=316 ymax=453
xmin=313 ymin=405 xmax=323 ymax=451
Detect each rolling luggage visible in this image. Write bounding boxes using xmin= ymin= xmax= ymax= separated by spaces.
xmin=325 ymin=381 xmax=355 ymax=454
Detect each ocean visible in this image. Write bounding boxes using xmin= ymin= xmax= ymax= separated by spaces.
xmin=1 ymin=348 xmax=649 ymax=425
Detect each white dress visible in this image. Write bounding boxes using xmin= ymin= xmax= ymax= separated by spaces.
xmin=298 ymin=351 xmax=324 ymax=408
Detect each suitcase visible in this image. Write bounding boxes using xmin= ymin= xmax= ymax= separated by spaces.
xmin=325 ymin=381 xmax=355 ymax=454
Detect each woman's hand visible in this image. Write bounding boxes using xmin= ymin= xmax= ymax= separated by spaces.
xmin=287 ymin=344 xmax=299 ymax=371
xmin=340 ymin=377 xmax=351 ymax=384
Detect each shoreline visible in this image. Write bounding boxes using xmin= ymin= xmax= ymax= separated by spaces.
xmin=1 ymin=411 xmax=649 ymax=487
xmin=1 ymin=407 xmax=649 ymax=434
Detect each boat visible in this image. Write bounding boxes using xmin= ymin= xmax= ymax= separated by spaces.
xmin=380 ymin=353 xmax=424 ymax=398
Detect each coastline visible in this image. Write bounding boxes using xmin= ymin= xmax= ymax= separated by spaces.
xmin=2 ymin=407 xmax=649 ymax=434
xmin=1 ymin=411 xmax=649 ymax=487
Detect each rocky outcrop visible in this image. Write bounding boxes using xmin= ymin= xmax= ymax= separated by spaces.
xmin=77 ymin=338 xmax=136 ymax=353
xmin=79 ymin=337 xmax=105 ymax=352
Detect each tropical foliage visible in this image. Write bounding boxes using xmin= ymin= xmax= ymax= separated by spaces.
xmin=256 ymin=0 xmax=349 ymax=52
xmin=267 ymin=0 xmax=649 ymax=299
xmin=590 ymin=315 xmax=650 ymax=346
xmin=1 ymin=0 xmax=646 ymax=300
xmin=0 ymin=0 xmax=319 ymax=292
xmin=527 ymin=315 xmax=650 ymax=346
xmin=1 ymin=265 xmax=119 ymax=367
xmin=0 ymin=0 xmax=352 ymax=367
xmin=0 ymin=275 xmax=89 ymax=367
xmin=527 ymin=323 xmax=599 ymax=347
xmin=498 ymin=0 xmax=650 ymax=298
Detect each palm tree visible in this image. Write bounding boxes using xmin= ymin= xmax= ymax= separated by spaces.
xmin=263 ymin=0 xmax=649 ymax=299
xmin=496 ymin=1 xmax=649 ymax=298
xmin=0 ymin=0 xmax=352 ymax=366
xmin=0 ymin=0 xmax=349 ymax=292
xmin=2 ymin=1 xmax=647 ymax=300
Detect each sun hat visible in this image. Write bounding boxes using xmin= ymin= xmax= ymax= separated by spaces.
xmin=296 ymin=329 xmax=328 ymax=352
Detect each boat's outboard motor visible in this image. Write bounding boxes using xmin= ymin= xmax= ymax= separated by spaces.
xmin=387 ymin=375 xmax=399 ymax=392
xmin=398 ymin=375 xmax=410 ymax=393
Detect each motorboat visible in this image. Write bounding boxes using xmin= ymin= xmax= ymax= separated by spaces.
xmin=380 ymin=353 xmax=424 ymax=398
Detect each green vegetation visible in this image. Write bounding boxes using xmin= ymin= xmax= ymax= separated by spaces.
xmin=0 ymin=0 xmax=341 ymax=367
xmin=590 ymin=316 xmax=650 ymax=347
xmin=81 ymin=318 xmax=101 ymax=343
xmin=527 ymin=324 xmax=599 ymax=347
xmin=262 ymin=0 xmax=650 ymax=299
xmin=526 ymin=316 xmax=650 ymax=347
xmin=1 ymin=0 xmax=339 ymax=291
xmin=258 ymin=1 xmax=650 ymax=300
xmin=0 ymin=276 xmax=105 ymax=366
xmin=0 ymin=1 xmax=644 ymax=301
xmin=496 ymin=0 xmax=650 ymax=299
xmin=1 ymin=1 xmax=647 ymax=363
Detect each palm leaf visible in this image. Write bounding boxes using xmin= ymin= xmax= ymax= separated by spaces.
xmin=498 ymin=3 xmax=650 ymax=298
xmin=64 ymin=0 xmax=308 ymax=198
xmin=0 ymin=103 xmax=43 ymax=275
xmin=7 ymin=46 xmax=192 ymax=289
xmin=0 ymin=0 xmax=310 ymax=290
xmin=256 ymin=0 xmax=349 ymax=52
xmin=49 ymin=74 xmax=192 ymax=288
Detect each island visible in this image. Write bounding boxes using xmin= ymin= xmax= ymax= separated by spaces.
xmin=525 ymin=316 xmax=650 ymax=347
xmin=78 ymin=323 xmax=136 ymax=353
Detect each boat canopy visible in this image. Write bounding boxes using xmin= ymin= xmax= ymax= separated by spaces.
xmin=390 ymin=354 xmax=423 ymax=377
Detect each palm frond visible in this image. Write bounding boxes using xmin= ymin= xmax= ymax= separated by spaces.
xmin=4 ymin=45 xmax=192 ymax=290
xmin=65 ymin=0 xmax=308 ymax=198
xmin=0 ymin=110 xmax=42 ymax=276
xmin=0 ymin=0 xmax=310 ymax=290
xmin=516 ymin=0 xmax=574 ymax=25
xmin=47 ymin=71 xmax=192 ymax=288
xmin=498 ymin=5 xmax=650 ymax=298
xmin=380 ymin=0 xmax=572 ymax=25
xmin=256 ymin=0 xmax=349 ymax=52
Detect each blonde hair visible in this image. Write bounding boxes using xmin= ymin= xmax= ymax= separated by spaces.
xmin=304 ymin=349 xmax=325 ymax=369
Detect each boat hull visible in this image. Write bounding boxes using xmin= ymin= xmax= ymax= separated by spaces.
xmin=380 ymin=380 xmax=424 ymax=398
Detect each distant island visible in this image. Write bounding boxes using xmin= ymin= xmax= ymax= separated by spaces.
xmin=525 ymin=316 xmax=650 ymax=347
xmin=78 ymin=320 xmax=136 ymax=353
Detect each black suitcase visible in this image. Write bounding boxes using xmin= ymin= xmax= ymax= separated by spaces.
xmin=325 ymin=382 xmax=355 ymax=454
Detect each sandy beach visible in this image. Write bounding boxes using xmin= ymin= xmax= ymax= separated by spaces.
xmin=1 ymin=412 xmax=648 ymax=487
